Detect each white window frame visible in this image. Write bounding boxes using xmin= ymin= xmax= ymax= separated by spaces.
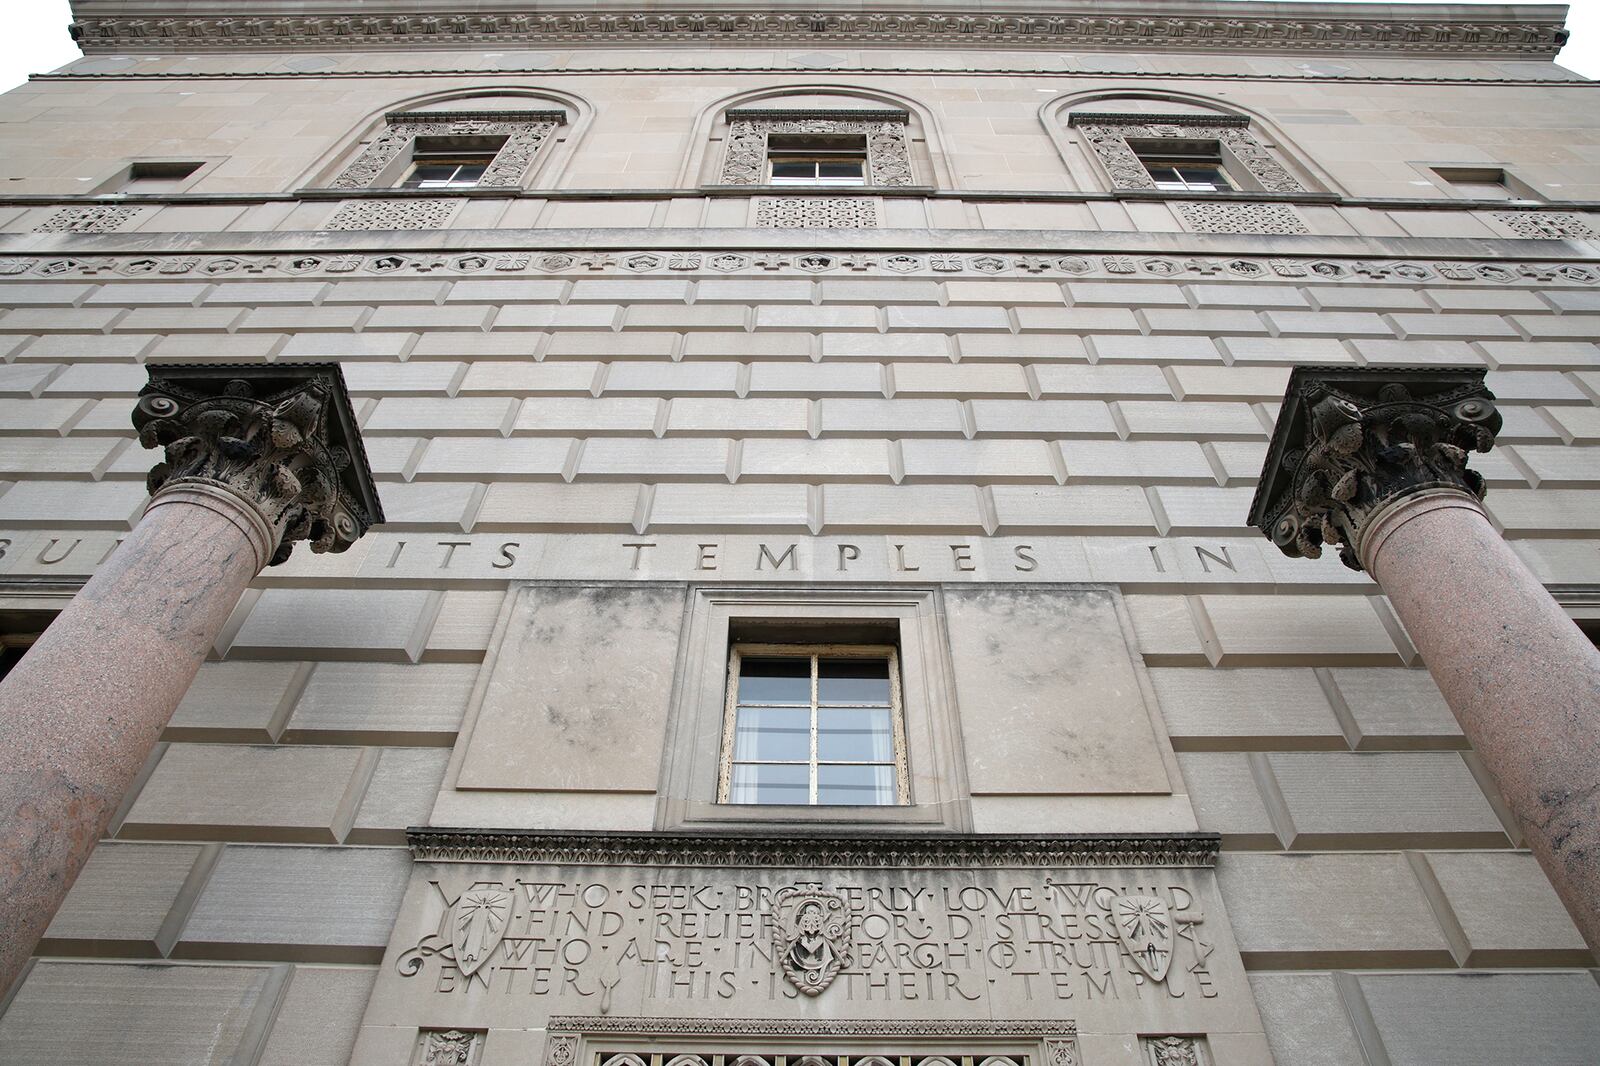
xmin=717 ymin=642 xmax=910 ymax=807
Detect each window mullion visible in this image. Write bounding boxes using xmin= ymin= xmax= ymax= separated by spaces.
xmin=809 ymin=653 xmax=820 ymax=805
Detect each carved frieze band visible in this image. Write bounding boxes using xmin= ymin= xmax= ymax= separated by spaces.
xmin=406 ymin=830 xmax=1222 ymax=868
xmin=328 ymin=109 xmax=564 ymax=190
xmin=1069 ymin=113 xmax=1305 ymax=193
xmin=67 ymin=13 xmax=1568 ymax=58
xmin=721 ymin=114 xmax=913 ymax=187
xmin=1 ymin=250 xmax=1594 ymax=286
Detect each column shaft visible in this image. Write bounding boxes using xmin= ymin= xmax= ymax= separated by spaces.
xmin=0 ymin=488 xmax=267 ymax=995
xmin=1363 ymin=490 xmax=1600 ymax=954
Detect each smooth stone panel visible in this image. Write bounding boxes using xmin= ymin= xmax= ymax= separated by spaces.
xmin=258 ymin=966 xmax=378 ymax=1066
xmin=166 ymin=661 xmax=304 ymax=741
xmin=40 ymin=842 xmax=205 ymax=955
xmin=1357 ymin=972 xmax=1600 ymax=1066
xmin=120 ymin=744 xmax=365 ymax=844
xmin=282 ymin=662 xmax=475 ymax=744
xmin=457 ymin=583 xmax=685 ymax=793
xmin=1176 ymin=753 xmax=1279 ymax=847
xmin=943 ymin=586 xmax=1170 ymax=794
xmin=177 ymin=845 xmax=411 ymax=962
xmin=228 ymin=589 xmax=435 ymax=661
xmin=1150 ymin=667 xmax=1343 ymax=748
xmin=1218 ymin=852 xmax=1453 ymax=967
xmin=349 ymin=748 xmax=452 ymax=844
xmin=1421 ymin=851 xmax=1591 ymax=965
xmin=1267 ymin=752 xmax=1507 ymax=847
xmin=0 ymin=960 xmax=276 ymax=1065
xmin=1325 ymin=667 xmax=1462 ymax=747
xmin=1248 ymin=973 xmax=1365 ymax=1066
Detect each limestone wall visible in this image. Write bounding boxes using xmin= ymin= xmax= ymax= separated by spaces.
xmin=0 ymin=23 xmax=1597 ymax=1066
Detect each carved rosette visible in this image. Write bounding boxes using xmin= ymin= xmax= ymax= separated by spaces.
xmin=1248 ymin=367 xmax=1501 ymax=572
xmin=133 ymin=363 xmax=383 ymax=566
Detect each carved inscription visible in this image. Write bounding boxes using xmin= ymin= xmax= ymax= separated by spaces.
xmin=397 ymin=869 xmax=1220 ymax=1015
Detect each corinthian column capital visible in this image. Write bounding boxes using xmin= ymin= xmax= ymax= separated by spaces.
xmin=132 ymin=362 xmax=384 ymax=568
xmin=1248 ymin=366 xmax=1502 ymax=571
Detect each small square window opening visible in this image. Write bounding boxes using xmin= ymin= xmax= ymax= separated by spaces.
xmin=1433 ymin=166 xmax=1515 ymax=200
xmin=719 ymin=644 xmax=908 ymax=806
xmin=121 ymin=161 xmax=203 ymax=192
xmin=398 ymin=135 xmax=509 ymax=190
xmin=766 ymin=133 xmax=868 ymax=187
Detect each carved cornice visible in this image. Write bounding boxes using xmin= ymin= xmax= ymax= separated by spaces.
xmin=727 ymin=109 xmax=910 ymax=123
xmin=406 ymin=829 xmax=1222 ymax=868
xmin=385 ymin=109 xmax=566 ymax=124
xmin=1247 ymin=366 xmax=1501 ymax=572
xmin=133 ymin=362 xmax=384 ymax=566
xmin=546 ymin=1016 xmax=1079 ymax=1038
xmin=1069 ymin=113 xmax=1250 ymax=129
xmin=64 ymin=9 xmax=1570 ymax=58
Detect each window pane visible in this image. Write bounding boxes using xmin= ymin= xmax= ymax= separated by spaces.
xmin=770 ymin=161 xmax=815 ymax=179
xmin=737 ymin=657 xmax=810 ymax=704
xmin=817 ymin=161 xmax=864 ymax=179
xmin=817 ymin=763 xmax=896 ymax=806
xmin=454 ymin=164 xmax=488 ymax=183
xmin=817 ymin=658 xmax=890 ymax=705
xmin=817 ymin=706 xmax=894 ymax=762
xmin=733 ymin=705 xmax=810 ymax=761
xmin=1175 ymin=166 xmax=1230 ymax=190
xmin=402 ymin=164 xmax=459 ymax=187
xmin=729 ymin=763 xmax=809 ymax=804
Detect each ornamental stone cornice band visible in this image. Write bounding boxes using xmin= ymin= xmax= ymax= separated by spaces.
xmin=65 ymin=8 xmax=1570 ymax=58
xmin=1247 ymin=365 xmax=1501 ymax=572
xmin=133 ymin=362 xmax=384 ymax=566
xmin=406 ymin=828 xmax=1223 ymax=868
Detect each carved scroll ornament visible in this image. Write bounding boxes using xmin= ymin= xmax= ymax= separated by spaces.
xmin=133 ymin=363 xmax=383 ymax=565
xmin=1248 ymin=367 xmax=1501 ymax=572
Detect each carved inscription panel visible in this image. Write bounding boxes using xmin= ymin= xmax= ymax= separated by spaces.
xmin=363 ymin=848 xmax=1261 ymax=1041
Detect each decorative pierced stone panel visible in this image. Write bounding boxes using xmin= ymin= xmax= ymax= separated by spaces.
xmin=1068 ymin=113 xmax=1305 ymax=193
xmin=323 ymin=199 xmax=460 ymax=231
xmin=721 ymin=109 xmax=914 ymax=187
xmin=755 ymin=197 xmax=879 ymax=228
xmin=33 ymin=206 xmax=141 ymax=233
xmin=329 ymin=109 xmax=565 ymax=190
xmin=1494 ymin=211 xmax=1600 ymax=241
xmin=1175 ymin=201 xmax=1309 ymax=235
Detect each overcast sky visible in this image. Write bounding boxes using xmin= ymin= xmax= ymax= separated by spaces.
xmin=0 ymin=0 xmax=1595 ymax=92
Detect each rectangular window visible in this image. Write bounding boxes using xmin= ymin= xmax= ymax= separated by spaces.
xmin=121 ymin=161 xmax=203 ymax=191
xmin=719 ymin=644 xmax=907 ymax=806
xmin=766 ymin=133 xmax=868 ymax=186
xmin=1136 ymin=152 xmax=1234 ymax=192
xmin=1433 ymin=166 xmax=1514 ymax=200
xmin=398 ymin=135 xmax=509 ymax=190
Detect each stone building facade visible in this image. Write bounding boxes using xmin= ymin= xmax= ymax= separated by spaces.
xmin=0 ymin=1 xmax=1598 ymax=1063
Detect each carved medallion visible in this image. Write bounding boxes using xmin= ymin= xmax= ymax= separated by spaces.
xmin=772 ymin=885 xmax=853 ymax=995
xmin=1095 ymin=888 xmax=1174 ymax=982
xmin=451 ymin=883 xmax=513 ymax=977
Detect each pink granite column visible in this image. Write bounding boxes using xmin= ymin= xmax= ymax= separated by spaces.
xmin=1250 ymin=367 xmax=1600 ymax=958
xmin=0 ymin=364 xmax=381 ymax=997
xmin=1360 ymin=489 xmax=1600 ymax=955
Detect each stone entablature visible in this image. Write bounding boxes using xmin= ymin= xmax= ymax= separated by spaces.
xmin=65 ymin=4 xmax=1570 ymax=58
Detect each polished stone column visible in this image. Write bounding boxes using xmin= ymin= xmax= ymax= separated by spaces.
xmin=0 ymin=363 xmax=382 ymax=997
xmin=1250 ymin=366 xmax=1600 ymax=956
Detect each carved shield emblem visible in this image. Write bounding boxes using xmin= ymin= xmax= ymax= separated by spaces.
xmin=1096 ymin=889 xmax=1173 ymax=982
xmin=450 ymin=883 xmax=512 ymax=977
xmin=772 ymin=885 xmax=853 ymax=996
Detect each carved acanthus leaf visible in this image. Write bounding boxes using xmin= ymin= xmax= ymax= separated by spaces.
xmin=1249 ymin=367 xmax=1501 ymax=572
xmin=133 ymin=364 xmax=382 ymax=565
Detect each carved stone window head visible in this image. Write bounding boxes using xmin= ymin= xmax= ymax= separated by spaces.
xmin=329 ymin=109 xmax=566 ymax=190
xmin=720 ymin=108 xmax=914 ymax=187
xmin=1068 ymin=112 xmax=1305 ymax=194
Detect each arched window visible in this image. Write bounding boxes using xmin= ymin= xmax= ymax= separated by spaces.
xmin=322 ymin=93 xmax=572 ymax=191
